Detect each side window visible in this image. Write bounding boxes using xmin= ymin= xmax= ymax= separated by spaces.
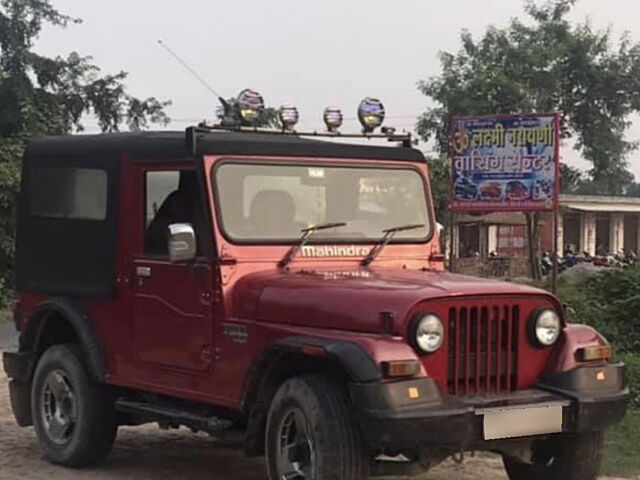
xmin=30 ymin=167 xmax=108 ymax=220
xmin=144 ymin=170 xmax=205 ymax=256
xmin=145 ymin=171 xmax=180 ymax=229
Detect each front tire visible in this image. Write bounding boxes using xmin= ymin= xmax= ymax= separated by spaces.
xmin=31 ymin=344 xmax=118 ymax=467
xmin=503 ymin=431 xmax=604 ymax=480
xmin=265 ymin=375 xmax=368 ymax=480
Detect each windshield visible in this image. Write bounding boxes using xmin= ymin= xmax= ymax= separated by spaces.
xmin=213 ymin=162 xmax=432 ymax=243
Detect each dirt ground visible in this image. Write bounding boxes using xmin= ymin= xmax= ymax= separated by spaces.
xmin=0 ymin=368 xmax=634 ymax=480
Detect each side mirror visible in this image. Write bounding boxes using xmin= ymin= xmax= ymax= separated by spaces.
xmin=168 ymin=223 xmax=197 ymax=263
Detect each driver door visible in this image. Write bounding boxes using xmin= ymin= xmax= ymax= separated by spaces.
xmin=130 ymin=166 xmax=214 ymax=374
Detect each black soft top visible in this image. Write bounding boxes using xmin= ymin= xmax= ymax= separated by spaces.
xmin=26 ymin=130 xmax=425 ymax=163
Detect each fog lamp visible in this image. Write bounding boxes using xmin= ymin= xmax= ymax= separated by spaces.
xmin=357 ymin=97 xmax=385 ymax=133
xmin=279 ymin=103 xmax=299 ymax=131
xmin=323 ymin=106 xmax=343 ymax=132
xmin=237 ymin=88 xmax=264 ymax=125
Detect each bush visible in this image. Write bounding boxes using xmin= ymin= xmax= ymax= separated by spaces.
xmin=556 ymin=265 xmax=640 ymax=354
xmin=618 ymin=353 xmax=640 ymax=410
xmin=553 ymin=267 xmax=640 ymax=409
xmin=0 ymin=139 xmax=22 ymax=309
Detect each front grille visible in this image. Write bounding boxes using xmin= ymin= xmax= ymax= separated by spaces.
xmin=447 ymin=304 xmax=520 ymax=396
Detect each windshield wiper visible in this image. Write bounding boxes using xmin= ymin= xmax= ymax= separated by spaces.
xmin=278 ymin=222 xmax=347 ymax=268
xmin=361 ymin=224 xmax=425 ymax=266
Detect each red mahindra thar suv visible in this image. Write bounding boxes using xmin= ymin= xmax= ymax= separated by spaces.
xmin=3 ymin=128 xmax=628 ymax=480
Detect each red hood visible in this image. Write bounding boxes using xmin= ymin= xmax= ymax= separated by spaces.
xmin=230 ymin=267 xmax=556 ymax=333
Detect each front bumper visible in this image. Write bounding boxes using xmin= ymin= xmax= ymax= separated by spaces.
xmin=350 ymin=363 xmax=628 ymax=451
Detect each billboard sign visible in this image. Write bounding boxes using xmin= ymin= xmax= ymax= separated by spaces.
xmin=450 ymin=113 xmax=559 ymax=212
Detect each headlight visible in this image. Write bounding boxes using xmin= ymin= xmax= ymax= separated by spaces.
xmin=411 ymin=314 xmax=444 ymax=353
xmin=532 ymin=308 xmax=561 ymax=346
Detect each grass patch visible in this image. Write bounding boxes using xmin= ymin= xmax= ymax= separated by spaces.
xmin=602 ymin=409 xmax=640 ymax=477
xmin=0 ymin=309 xmax=10 ymax=324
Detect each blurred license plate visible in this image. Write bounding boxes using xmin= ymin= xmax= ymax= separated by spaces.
xmin=482 ymin=404 xmax=563 ymax=440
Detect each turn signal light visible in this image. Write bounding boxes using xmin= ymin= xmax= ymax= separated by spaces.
xmin=381 ymin=360 xmax=421 ymax=378
xmin=577 ymin=345 xmax=613 ymax=362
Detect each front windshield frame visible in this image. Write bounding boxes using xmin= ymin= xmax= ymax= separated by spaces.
xmin=210 ymin=158 xmax=435 ymax=246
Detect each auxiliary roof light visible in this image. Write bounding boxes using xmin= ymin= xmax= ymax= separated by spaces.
xmin=237 ymin=88 xmax=265 ymax=125
xmin=358 ymin=97 xmax=385 ymax=133
xmin=323 ymin=106 xmax=343 ymax=133
xmin=279 ymin=103 xmax=299 ymax=131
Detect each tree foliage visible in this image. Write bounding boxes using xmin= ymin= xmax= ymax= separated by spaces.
xmin=559 ymin=163 xmax=585 ymax=193
xmin=557 ymin=269 xmax=640 ymax=407
xmin=216 ymin=97 xmax=280 ymax=128
xmin=0 ymin=0 xmax=170 ymax=305
xmin=418 ymin=0 xmax=640 ymax=195
xmin=561 ymin=266 xmax=640 ymax=354
xmin=425 ymin=155 xmax=450 ymax=222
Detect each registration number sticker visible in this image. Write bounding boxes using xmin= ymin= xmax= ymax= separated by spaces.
xmin=481 ymin=403 xmax=564 ymax=440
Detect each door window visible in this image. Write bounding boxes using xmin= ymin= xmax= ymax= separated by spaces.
xmin=144 ymin=170 xmax=206 ymax=256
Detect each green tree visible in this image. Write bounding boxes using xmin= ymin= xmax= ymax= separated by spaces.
xmin=426 ymin=155 xmax=450 ymax=222
xmin=418 ymin=0 xmax=640 ymax=279
xmin=625 ymin=182 xmax=640 ymax=197
xmin=559 ymin=163 xmax=585 ymax=193
xmin=418 ymin=0 xmax=640 ymax=194
xmin=217 ymin=98 xmax=280 ymax=128
xmin=253 ymin=106 xmax=279 ymax=128
xmin=0 ymin=0 xmax=170 ymax=305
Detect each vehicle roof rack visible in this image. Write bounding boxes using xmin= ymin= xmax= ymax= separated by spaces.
xmin=185 ymin=123 xmax=414 ymax=157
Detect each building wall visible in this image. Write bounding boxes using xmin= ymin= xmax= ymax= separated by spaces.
xmin=452 ymin=200 xmax=640 ymax=278
xmin=611 ymin=214 xmax=625 ymax=253
xmin=624 ymin=214 xmax=638 ymax=252
xmin=581 ymin=213 xmax=596 ymax=255
xmin=563 ymin=214 xmax=581 ymax=251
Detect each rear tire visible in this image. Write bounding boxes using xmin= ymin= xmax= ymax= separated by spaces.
xmin=31 ymin=344 xmax=118 ymax=467
xmin=265 ymin=374 xmax=368 ymax=480
xmin=503 ymin=431 xmax=604 ymax=480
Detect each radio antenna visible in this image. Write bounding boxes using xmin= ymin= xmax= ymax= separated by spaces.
xmin=157 ymin=38 xmax=227 ymax=105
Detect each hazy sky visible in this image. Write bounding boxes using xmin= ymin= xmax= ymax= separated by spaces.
xmin=34 ymin=0 xmax=640 ymax=178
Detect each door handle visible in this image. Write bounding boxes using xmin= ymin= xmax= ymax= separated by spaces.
xmin=136 ymin=266 xmax=152 ymax=278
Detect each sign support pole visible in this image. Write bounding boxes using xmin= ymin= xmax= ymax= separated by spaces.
xmin=448 ymin=210 xmax=455 ymax=273
xmin=551 ymin=112 xmax=561 ymax=294
xmin=551 ymin=208 xmax=558 ymax=293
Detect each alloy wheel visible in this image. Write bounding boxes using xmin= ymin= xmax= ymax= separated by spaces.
xmin=40 ymin=369 xmax=78 ymax=445
xmin=276 ymin=407 xmax=316 ymax=479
